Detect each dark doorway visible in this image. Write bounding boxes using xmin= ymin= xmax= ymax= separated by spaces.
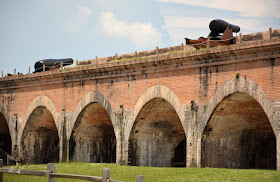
xmin=69 ymin=103 xmax=116 ymax=163
xmin=128 ymin=98 xmax=186 ymax=167
xmin=21 ymin=106 xmax=59 ymax=164
xmin=202 ymin=93 xmax=276 ymax=169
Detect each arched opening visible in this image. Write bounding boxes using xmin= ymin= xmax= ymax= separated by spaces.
xmin=202 ymin=93 xmax=276 ymax=169
xmin=20 ymin=106 xmax=59 ymax=164
xmin=171 ymin=138 xmax=186 ymax=167
xmin=0 ymin=113 xmax=12 ymax=164
xmin=69 ymin=102 xmax=116 ymax=163
xmin=128 ymin=98 xmax=186 ymax=167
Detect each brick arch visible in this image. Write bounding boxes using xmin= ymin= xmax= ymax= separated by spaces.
xmin=0 ymin=102 xmax=11 ymax=131
xmin=0 ymin=102 xmax=13 ymax=147
xmin=18 ymin=95 xmax=58 ymax=144
xmin=199 ymin=77 xmax=279 ymax=139
xmin=68 ymin=90 xmax=114 ymax=140
xmin=126 ymin=84 xmax=186 ymax=141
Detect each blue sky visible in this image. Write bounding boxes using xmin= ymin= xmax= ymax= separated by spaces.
xmin=0 ymin=0 xmax=279 ymax=74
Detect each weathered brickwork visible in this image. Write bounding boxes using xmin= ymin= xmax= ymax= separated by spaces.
xmin=0 ymin=29 xmax=280 ymax=170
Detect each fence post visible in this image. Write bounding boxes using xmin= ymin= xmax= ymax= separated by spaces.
xmin=269 ymin=27 xmax=272 ymax=39
xmin=95 ymin=56 xmax=98 ymax=65
xmin=156 ymin=46 xmax=159 ymax=55
xmin=28 ymin=67 xmax=30 ymax=74
xmin=102 ymin=168 xmax=110 ymax=182
xmin=43 ymin=64 xmax=46 ymax=72
xmin=1 ymin=71 xmax=3 ymax=78
xmin=47 ymin=163 xmax=55 ymax=182
xmin=136 ymin=175 xmax=144 ymax=182
xmin=0 ymin=159 xmax=3 ymax=182
xmin=239 ymin=33 xmax=242 ymax=44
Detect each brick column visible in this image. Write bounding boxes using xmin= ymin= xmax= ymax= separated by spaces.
xmin=186 ymin=106 xmax=199 ymax=168
xmin=11 ymin=114 xmax=19 ymax=160
xmin=58 ymin=111 xmax=71 ymax=162
xmin=113 ymin=109 xmax=134 ymax=165
xmin=274 ymin=105 xmax=280 ymax=171
xmin=277 ymin=134 xmax=280 ymax=171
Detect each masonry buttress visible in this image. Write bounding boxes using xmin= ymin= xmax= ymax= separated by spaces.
xmin=186 ymin=105 xmax=199 ymax=168
xmin=12 ymin=114 xmax=19 ymax=160
xmin=59 ymin=111 xmax=71 ymax=162
xmin=113 ymin=107 xmax=133 ymax=165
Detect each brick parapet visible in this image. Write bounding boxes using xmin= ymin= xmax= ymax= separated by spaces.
xmin=236 ymin=28 xmax=280 ymax=42
xmin=1 ymin=37 xmax=279 ymax=90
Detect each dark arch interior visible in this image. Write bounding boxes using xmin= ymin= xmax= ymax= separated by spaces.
xmin=0 ymin=113 xmax=12 ymax=164
xmin=21 ymin=106 xmax=59 ymax=164
xmin=172 ymin=138 xmax=186 ymax=167
xmin=128 ymin=98 xmax=186 ymax=167
xmin=69 ymin=102 xmax=116 ymax=163
xmin=202 ymin=93 xmax=276 ymax=169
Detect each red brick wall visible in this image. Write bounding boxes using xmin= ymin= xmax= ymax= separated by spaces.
xmin=0 ymin=39 xmax=279 ymax=126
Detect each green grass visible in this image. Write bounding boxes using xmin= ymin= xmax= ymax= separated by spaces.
xmin=167 ymin=50 xmax=187 ymax=54
xmin=3 ymin=163 xmax=280 ymax=182
xmin=110 ymin=57 xmax=142 ymax=63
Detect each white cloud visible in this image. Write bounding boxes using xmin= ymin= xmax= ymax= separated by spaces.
xmin=164 ymin=16 xmax=271 ymax=31
xmin=163 ymin=17 xmax=211 ymax=29
xmin=99 ymin=12 xmax=162 ymax=48
xmin=155 ymin=0 xmax=280 ymax=18
xmin=63 ymin=6 xmax=92 ymax=33
xmin=163 ymin=16 xmax=273 ymax=44
xmin=77 ymin=6 xmax=92 ymax=18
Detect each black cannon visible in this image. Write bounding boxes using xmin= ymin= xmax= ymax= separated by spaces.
xmin=208 ymin=19 xmax=240 ymax=40
xmin=185 ymin=19 xmax=241 ymax=48
xmin=34 ymin=58 xmax=73 ymax=72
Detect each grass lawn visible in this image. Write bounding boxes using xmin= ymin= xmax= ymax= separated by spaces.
xmin=3 ymin=163 xmax=280 ymax=182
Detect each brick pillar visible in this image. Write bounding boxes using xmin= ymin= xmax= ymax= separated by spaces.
xmin=275 ymin=107 xmax=280 ymax=171
xmin=113 ymin=108 xmax=134 ymax=165
xmin=11 ymin=114 xmax=19 ymax=160
xmin=272 ymin=102 xmax=280 ymax=171
xmin=58 ymin=114 xmax=64 ymax=162
xmin=58 ymin=111 xmax=71 ymax=162
xmin=112 ymin=109 xmax=124 ymax=165
xmin=277 ymin=134 xmax=280 ymax=171
xmin=186 ymin=102 xmax=200 ymax=168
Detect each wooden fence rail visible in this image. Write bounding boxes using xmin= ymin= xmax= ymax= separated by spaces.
xmin=0 ymin=159 xmax=144 ymax=182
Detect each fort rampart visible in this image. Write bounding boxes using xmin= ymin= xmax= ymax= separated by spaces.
xmin=1 ymin=28 xmax=280 ymax=170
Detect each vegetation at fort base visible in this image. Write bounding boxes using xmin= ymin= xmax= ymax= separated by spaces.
xmin=3 ymin=162 xmax=280 ymax=182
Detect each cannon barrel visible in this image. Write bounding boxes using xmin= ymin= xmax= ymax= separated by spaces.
xmin=34 ymin=58 xmax=73 ymax=72
xmin=209 ymin=19 xmax=240 ymax=34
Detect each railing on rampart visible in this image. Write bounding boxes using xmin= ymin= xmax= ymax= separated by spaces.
xmin=0 ymin=159 xmax=145 ymax=182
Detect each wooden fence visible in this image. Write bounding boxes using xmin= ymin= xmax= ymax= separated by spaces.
xmin=0 ymin=159 xmax=145 ymax=182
